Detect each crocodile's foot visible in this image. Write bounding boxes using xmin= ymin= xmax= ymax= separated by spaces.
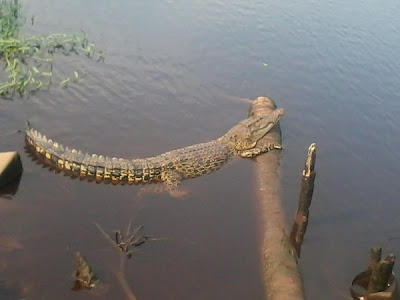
xmin=137 ymin=169 xmax=188 ymax=198
xmin=167 ymin=188 xmax=189 ymax=199
xmin=137 ymin=185 xmax=162 ymax=198
xmin=137 ymin=185 xmax=189 ymax=199
xmin=239 ymin=142 xmax=283 ymax=158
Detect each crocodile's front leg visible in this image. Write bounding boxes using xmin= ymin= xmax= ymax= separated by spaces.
xmin=238 ymin=142 xmax=283 ymax=158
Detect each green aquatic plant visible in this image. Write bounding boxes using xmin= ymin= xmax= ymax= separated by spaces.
xmin=0 ymin=0 xmax=22 ymax=38
xmin=0 ymin=0 xmax=105 ymax=97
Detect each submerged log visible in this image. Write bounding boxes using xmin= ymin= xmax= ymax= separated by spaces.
xmin=250 ymin=97 xmax=306 ymax=300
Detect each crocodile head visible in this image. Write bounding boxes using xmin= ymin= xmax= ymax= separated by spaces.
xmin=219 ymin=107 xmax=284 ymax=151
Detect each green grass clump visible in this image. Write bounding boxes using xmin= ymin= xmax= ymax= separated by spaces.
xmin=0 ymin=0 xmax=22 ymax=38
xmin=0 ymin=0 xmax=105 ymax=97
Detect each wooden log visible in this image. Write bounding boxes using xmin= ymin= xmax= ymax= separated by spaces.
xmin=289 ymin=143 xmax=316 ymax=257
xmin=250 ymin=97 xmax=306 ymax=300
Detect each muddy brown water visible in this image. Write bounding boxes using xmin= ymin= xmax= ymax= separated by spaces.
xmin=1 ymin=0 xmax=400 ymax=299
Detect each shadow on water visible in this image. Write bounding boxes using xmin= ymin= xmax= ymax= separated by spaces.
xmin=0 ymin=175 xmax=22 ymax=198
xmin=1 ymin=0 xmax=400 ymax=299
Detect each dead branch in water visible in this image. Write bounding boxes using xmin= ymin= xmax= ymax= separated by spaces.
xmin=94 ymin=221 xmax=151 ymax=300
xmin=290 ymin=143 xmax=316 ymax=257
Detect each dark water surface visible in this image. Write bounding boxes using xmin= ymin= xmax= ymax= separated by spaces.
xmin=1 ymin=0 xmax=400 ymax=299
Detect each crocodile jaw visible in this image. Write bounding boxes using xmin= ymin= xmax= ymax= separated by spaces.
xmin=248 ymin=108 xmax=284 ymax=143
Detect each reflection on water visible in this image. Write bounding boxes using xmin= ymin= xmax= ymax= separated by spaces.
xmin=1 ymin=0 xmax=400 ymax=299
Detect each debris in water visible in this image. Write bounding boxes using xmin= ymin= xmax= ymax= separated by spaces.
xmin=95 ymin=221 xmax=151 ymax=259
xmin=72 ymin=252 xmax=100 ymax=290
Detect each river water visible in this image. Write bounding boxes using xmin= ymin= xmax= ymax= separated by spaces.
xmin=1 ymin=0 xmax=400 ymax=299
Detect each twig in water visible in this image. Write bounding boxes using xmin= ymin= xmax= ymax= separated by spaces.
xmin=94 ymin=221 xmax=155 ymax=259
xmin=94 ymin=220 xmax=159 ymax=300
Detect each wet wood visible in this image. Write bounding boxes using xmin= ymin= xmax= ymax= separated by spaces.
xmin=369 ymin=247 xmax=382 ymax=270
xmin=290 ymin=143 xmax=316 ymax=257
xmin=368 ymin=254 xmax=396 ymax=293
xmin=250 ymin=97 xmax=306 ymax=300
xmin=350 ymin=249 xmax=398 ymax=299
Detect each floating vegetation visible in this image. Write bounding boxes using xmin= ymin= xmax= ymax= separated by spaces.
xmin=0 ymin=0 xmax=23 ymax=39
xmin=0 ymin=0 xmax=105 ymax=97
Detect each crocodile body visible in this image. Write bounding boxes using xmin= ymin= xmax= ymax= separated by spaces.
xmin=25 ymin=106 xmax=284 ymax=190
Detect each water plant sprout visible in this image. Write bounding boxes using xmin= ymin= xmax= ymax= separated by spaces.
xmin=0 ymin=0 xmax=105 ymax=97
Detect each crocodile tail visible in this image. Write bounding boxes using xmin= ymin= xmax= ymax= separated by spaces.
xmin=25 ymin=128 xmax=161 ymax=184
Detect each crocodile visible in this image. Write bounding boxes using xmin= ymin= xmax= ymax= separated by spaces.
xmin=25 ymin=105 xmax=284 ymax=192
